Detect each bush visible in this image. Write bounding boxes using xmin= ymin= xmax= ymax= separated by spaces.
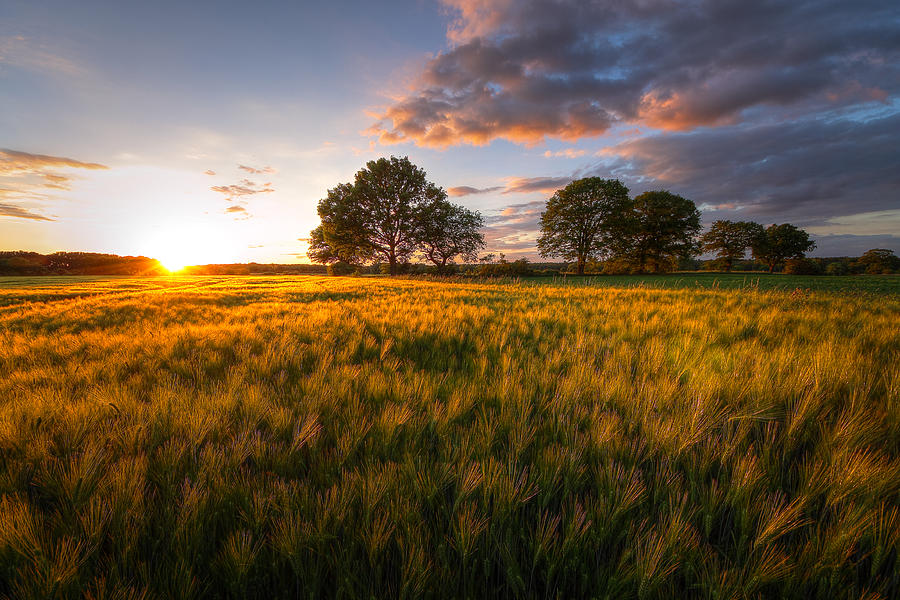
xmin=378 ymin=262 xmax=412 ymax=275
xmin=601 ymin=259 xmax=640 ymax=275
xmin=476 ymin=258 xmax=533 ymax=277
xmin=327 ymin=262 xmax=356 ymax=276
xmin=784 ymin=258 xmax=822 ymax=275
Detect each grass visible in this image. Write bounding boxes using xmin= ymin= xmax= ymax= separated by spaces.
xmin=527 ymin=272 xmax=900 ymax=294
xmin=0 ymin=275 xmax=898 ymax=598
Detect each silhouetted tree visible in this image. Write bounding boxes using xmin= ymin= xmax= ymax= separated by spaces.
xmin=619 ymin=190 xmax=701 ymax=273
xmin=418 ymin=197 xmax=484 ymax=272
xmin=700 ymin=220 xmax=764 ymax=272
xmin=750 ymin=223 xmax=816 ymax=273
xmin=537 ymin=178 xmax=631 ymax=275
xmin=853 ymin=248 xmax=900 ymax=274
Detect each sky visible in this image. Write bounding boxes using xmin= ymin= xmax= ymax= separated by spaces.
xmin=1 ymin=0 xmax=898 ymax=266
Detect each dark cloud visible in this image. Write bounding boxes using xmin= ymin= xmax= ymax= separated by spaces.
xmin=370 ymin=0 xmax=900 ymax=147
xmin=477 ymin=110 xmax=900 ymax=257
xmin=0 ymin=201 xmax=53 ymax=221
xmin=811 ymin=234 xmax=900 ymax=256
xmin=603 ymin=112 xmax=900 ymax=227
xmin=447 ymin=185 xmax=503 ymax=196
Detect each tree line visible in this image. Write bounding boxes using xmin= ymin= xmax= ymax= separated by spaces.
xmin=0 ymin=252 xmax=167 ymax=276
xmin=309 ymin=156 xmax=891 ymax=275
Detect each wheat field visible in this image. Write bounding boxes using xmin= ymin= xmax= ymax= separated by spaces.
xmin=0 ymin=275 xmax=898 ymax=599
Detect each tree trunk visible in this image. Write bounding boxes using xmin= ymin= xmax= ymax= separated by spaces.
xmin=768 ymin=260 xmax=776 ymax=273
xmin=389 ymin=254 xmax=397 ymax=276
xmin=724 ymin=257 xmax=732 ymax=272
xmin=577 ymin=256 xmax=585 ymax=275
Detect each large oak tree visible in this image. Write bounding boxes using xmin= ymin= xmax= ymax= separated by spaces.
xmin=308 ymin=156 xmax=484 ymax=275
xmin=351 ymin=157 xmax=444 ymax=275
xmin=537 ymin=177 xmax=631 ymax=275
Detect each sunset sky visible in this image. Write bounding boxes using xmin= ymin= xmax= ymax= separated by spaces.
xmin=2 ymin=0 xmax=898 ymax=265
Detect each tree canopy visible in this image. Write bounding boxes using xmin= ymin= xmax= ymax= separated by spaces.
xmin=750 ymin=223 xmax=816 ymax=273
xmin=618 ymin=190 xmax=702 ymax=273
xmin=418 ymin=197 xmax=484 ymax=272
xmin=853 ymin=248 xmax=900 ymax=274
xmin=308 ymin=156 xmax=484 ymax=274
xmin=537 ymin=178 xmax=631 ymax=275
xmin=700 ymin=220 xmax=765 ymax=272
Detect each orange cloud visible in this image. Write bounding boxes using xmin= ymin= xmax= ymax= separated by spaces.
xmin=502 ymin=176 xmax=572 ymax=195
xmin=0 ymin=149 xmax=107 ymax=176
xmin=0 ymin=201 xmax=53 ymax=221
xmin=543 ymin=149 xmax=586 ymax=159
xmin=638 ymin=90 xmax=738 ymax=131
xmin=238 ymin=164 xmax=277 ymax=175
xmin=447 ymin=185 xmax=503 ymax=197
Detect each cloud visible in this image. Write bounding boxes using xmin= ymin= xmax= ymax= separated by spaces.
xmin=0 ymin=149 xmax=107 ymax=176
xmin=808 ymin=234 xmax=900 ymax=256
xmin=210 ymin=179 xmax=274 ymax=202
xmin=473 ymin=110 xmax=900 ymax=256
xmin=447 ymin=185 xmax=503 ymax=196
xmin=211 ymin=182 xmax=272 ymax=199
xmin=812 ymin=210 xmax=900 ymax=237
xmin=479 ymin=199 xmax=545 ymax=255
xmin=0 ymin=149 xmax=108 ymax=221
xmin=450 ymin=176 xmax=573 ymax=198
xmin=0 ymin=202 xmax=53 ymax=221
xmin=0 ymin=35 xmax=86 ymax=78
xmin=369 ymin=0 xmax=900 ymax=147
xmin=209 ymin=166 xmax=279 ymax=220
xmin=238 ymin=164 xmax=277 ymax=175
xmin=544 ymin=149 xmax=586 ymax=159
xmin=603 ymin=112 xmax=900 ymax=228
xmin=502 ymin=176 xmax=572 ymax=194
xmin=204 ymin=169 xmax=216 ymax=176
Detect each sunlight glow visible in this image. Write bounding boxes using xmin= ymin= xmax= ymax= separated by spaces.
xmin=140 ymin=221 xmax=241 ymax=272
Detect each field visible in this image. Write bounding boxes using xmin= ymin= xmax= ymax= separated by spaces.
xmin=1 ymin=275 xmax=898 ymax=599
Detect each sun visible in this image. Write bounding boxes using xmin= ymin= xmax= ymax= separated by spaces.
xmin=142 ymin=221 xmax=238 ymax=273
xmin=160 ymin=258 xmax=187 ymax=273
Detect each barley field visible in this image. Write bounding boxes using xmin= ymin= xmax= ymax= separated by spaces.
xmin=0 ymin=275 xmax=898 ymax=599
